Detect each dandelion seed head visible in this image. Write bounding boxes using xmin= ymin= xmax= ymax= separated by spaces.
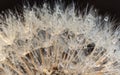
xmin=0 ymin=2 xmax=120 ymax=75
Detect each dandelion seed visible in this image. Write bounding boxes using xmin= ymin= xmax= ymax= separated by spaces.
xmin=0 ymin=2 xmax=120 ymax=75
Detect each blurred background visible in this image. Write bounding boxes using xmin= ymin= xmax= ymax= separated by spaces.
xmin=0 ymin=0 xmax=120 ymax=21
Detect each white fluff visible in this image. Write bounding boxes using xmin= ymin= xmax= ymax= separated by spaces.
xmin=0 ymin=3 xmax=120 ymax=75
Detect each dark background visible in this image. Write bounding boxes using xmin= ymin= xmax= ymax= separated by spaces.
xmin=0 ymin=0 xmax=120 ymax=21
